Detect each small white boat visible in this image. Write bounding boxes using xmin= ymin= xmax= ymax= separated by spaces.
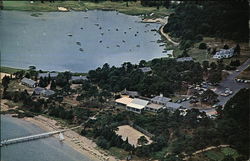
xmin=59 ymin=133 xmax=65 ymax=141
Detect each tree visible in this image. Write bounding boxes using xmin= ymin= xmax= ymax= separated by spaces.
xmin=50 ymin=80 xmax=56 ymax=90
xmin=199 ymin=43 xmax=207 ymax=49
xmin=200 ymin=89 xmax=218 ymax=104
xmin=223 ymin=44 xmax=229 ymax=49
xmin=137 ymin=136 xmax=148 ymax=146
xmin=234 ymin=44 xmax=240 ymax=56
xmin=202 ymin=60 xmax=209 ymax=72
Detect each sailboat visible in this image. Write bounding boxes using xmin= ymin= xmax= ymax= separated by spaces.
xmin=59 ymin=133 xmax=65 ymax=141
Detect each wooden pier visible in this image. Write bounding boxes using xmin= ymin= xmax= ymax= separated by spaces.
xmin=0 ymin=130 xmax=65 ymax=147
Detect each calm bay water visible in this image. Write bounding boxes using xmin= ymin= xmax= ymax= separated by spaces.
xmin=0 ymin=10 xmax=167 ymax=72
xmin=0 ymin=115 xmax=93 ymax=161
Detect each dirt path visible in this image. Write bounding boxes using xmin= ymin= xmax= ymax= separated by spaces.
xmin=183 ymin=144 xmax=230 ymax=160
xmin=159 ymin=16 xmax=179 ymax=46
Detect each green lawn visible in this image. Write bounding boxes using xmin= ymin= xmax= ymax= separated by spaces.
xmin=1 ymin=66 xmax=26 ymax=74
xmin=3 ymin=1 xmax=171 ymax=17
xmin=205 ymin=150 xmax=225 ymax=161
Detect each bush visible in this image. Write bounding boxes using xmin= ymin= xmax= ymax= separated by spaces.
xmin=199 ymin=43 xmax=207 ymax=49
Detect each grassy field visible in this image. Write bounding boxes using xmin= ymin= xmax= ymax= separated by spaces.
xmin=1 ymin=66 xmax=26 ymax=74
xmin=2 ymin=1 xmax=171 ymax=18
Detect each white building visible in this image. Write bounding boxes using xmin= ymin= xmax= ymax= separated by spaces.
xmin=127 ymin=98 xmax=149 ymax=114
xmin=213 ymin=48 xmax=234 ymax=59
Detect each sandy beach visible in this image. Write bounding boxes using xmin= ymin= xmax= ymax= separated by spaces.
xmin=23 ymin=115 xmax=118 ymax=161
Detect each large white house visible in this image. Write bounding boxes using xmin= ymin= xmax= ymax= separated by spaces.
xmin=127 ymin=98 xmax=149 ymax=114
xmin=213 ymin=48 xmax=234 ymax=59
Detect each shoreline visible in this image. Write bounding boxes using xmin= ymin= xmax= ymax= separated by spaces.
xmin=22 ymin=115 xmax=118 ymax=161
xmin=0 ymin=110 xmax=118 ymax=161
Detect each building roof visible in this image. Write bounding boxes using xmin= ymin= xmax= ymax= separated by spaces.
xmin=139 ymin=67 xmax=152 ymax=73
xmin=166 ymin=102 xmax=182 ymax=110
xmin=21 ymin=77 xmax=36 ymax=86
xmin=176 ymin=57 xmax=193 ymax=62
xmin=71 ymin=76 xmax=87 ymax=81
xmin=38 ymin=72 xmax=58 ymax=78
xmin=41 ymin=89 xmax=55 ymax=96
xmin=151 ymin=95 xmax=171 ymax=104
xmin=34 ymin=87 xmax=44 ymax=94
xmin=115 ymin=97 xmax=133 ymax=105
xmin=215 ymin=48 xmax=234 ymax=56
xmin=121 ymin=89 xmax=139 ymax=97
xmin=146 ymin=103 xmax=164 ymax=110
xmin=127 ymin=98 xmax=149 ymax=110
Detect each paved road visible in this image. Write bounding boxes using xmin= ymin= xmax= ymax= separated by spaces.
xmin=216 ymin=58 xmax=250 ymax=106
xmin=180 ymin=58 xmax=250 ymax=114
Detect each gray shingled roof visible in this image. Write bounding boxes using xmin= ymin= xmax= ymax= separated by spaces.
xmin=21 ymin=77 xmax=36 ymax=86
xmin=151 ymin=96 xmax=171 ymax=104
xmin=166 ymin=102 xmax=182 ymax=110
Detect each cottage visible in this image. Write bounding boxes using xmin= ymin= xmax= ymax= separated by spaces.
xmin=127 ymin=98 xmax=149 ymax=114
xmin=139 ymin=67 xmax=152 ymax=73
xmin=151 ymin=94 xmax=171 ymax=106
xmin=176 ymin=57 xmax=193 ymax=62
xmin=121 ymin=89 xmax=139 ymax=98
xmin=115 ymin=97 xmax=133 ymax=106
xmin=145 ymin=103 xmax=164 ymax=113
xmin=21 ymin=77 xmax=36 ymax=88
xmin=165 ymin=102 xmax=182 ymax=111
xmin=213 ymin=48 xmax=234 ymax=59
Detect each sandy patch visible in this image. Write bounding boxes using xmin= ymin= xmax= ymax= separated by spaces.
xmin=116 ymin=125 xmax=152 ymax=147
xmin=0 ymin=72 xmax=14 ymax=82
xmin=0 ymin=99 xmax=10 ymax=112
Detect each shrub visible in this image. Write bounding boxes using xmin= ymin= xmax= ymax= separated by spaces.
xmin=199 ymin=43 xmax=207 ymax=49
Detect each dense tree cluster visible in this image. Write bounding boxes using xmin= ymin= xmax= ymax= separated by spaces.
xmin=164 ymin=1 xmax=249 ymax=49
xmin=88 ymin=59 xmax=203 ymax=97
